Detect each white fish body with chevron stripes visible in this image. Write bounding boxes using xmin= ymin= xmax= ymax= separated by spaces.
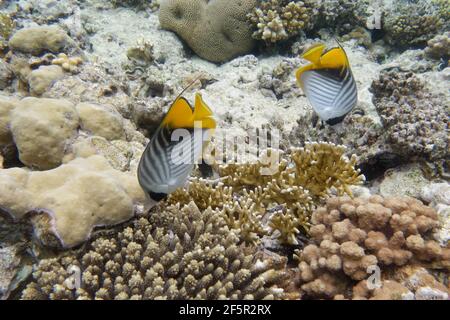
xmin=138 ymin=93 xmax=216 ymax=203
xmin=296 ymin=43 xmax=358 ymax=125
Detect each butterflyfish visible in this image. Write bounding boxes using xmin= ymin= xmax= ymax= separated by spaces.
xmin=138 ymin=90 xmax=216 ymax=203
xmin=296 ymin=42 xmax=358 ymax=125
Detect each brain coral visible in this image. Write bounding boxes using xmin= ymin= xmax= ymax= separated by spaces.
xmin=159 ymin=0 xmax=257 ymax=63
xmin=21 ymin=202 xmax=286 ymax=300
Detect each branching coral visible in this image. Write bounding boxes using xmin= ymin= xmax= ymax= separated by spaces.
xmin=316 ymin=0 xmax=370 ymax=33
xmin=21 ymin=202 xmax=287 ymax=300
xmin=169 ymin=143 xmax=364 ymax=246
xmin=248 ymin=0 xmax=316 ymax=43
xmin=370 ymin=71 xmax=449 ymax=162
xmin=425 ymin=32 xmax=450 ymax=60
xmin=292 ymin=195 xmax=450 ymax=299
xmin=52 ymin=53 xmax=83 ymax=73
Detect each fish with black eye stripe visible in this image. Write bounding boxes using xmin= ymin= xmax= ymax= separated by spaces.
xmin=138 ymin=88 xmax=216 ymax=205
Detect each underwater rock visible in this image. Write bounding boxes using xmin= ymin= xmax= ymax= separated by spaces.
xmin=0 ymin=155 xmax=145 ymax=248
xmin=28 ymin=65 xmax=65 ymax=96
xmin=421 ymin=183 xmax=450 ymax=244
xmin=293 ymin=195 xmax=449 ymax=299
xmin=9 ymin=26 xmax=73 ymax=56
xmin=21 ymin=202 xmax=286 ymax=299
xmin=76 ymin=102 xmax=125 ymax=141
xmin=0 ymin=245 xmax=22 ymax=300
xmin=159 ymin=0 xmax=257 ymax=63
xmin=10 ymin=97 xmax=79 ymax=170
xmin=0 ymin=59 xmax=13 ymax=90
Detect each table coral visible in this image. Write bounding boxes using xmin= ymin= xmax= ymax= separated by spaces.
xmin=248 ymin=0 xmax=316 ymax=43
xmin=293 ymin=195 xmax=450 ymax=299
xmin=21 ymin=202 xmax=286 ymax=300
xmin=159 ymin=0 xmax=257 ymax=63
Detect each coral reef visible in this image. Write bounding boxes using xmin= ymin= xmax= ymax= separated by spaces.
xmin=0 ymin=155 xmax=145 ymax=248
xmin=384 ymin=2 xmax=444 ymax=47
xmin=0 ymin=13 xmax=14 ymax=53
xmin=425 ymin=32 xmax=450 ymax=60
xmin=27 ymin=65 xmax=65 ymax=96
xmin=292 ymin=195 xmax=449 ymax=299
xmin=21 ymin=202 xmax=286 ymax=300
xmin=248 ymin=0 xmax=315 ymax=43
xmin=169 ymin=143 xmax=364 ymax=245
xmin=315 ymin=0 xmax=370 ymax=33
xmin=159 ymin=0 xmax=257 ymax=62
xmin=370 ymin=71 xmax=449 ymax=162
xmin=112 ymin=0 xmax=160 ymax=11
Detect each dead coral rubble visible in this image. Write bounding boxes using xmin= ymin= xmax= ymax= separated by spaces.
xmin=292 ymin=195 xmax=450 ymax=300
xmin=21 ymin=203 xmax=286 ymax=300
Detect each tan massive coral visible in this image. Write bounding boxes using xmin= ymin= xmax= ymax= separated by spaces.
xmin=159 ymin=0 xmax=257 ymax=63
xmin=21 ymin=202 xmax=286 ymax=300
xmin=10 ymin=97 xmax=79 ymax=170
xmin=76 ymin=103 xmax=125 ymax=141
xmin=292 ymin=195 xmax=449 ymax=299
xmin=8 ymin=26 xmax=73 ymax=55
xmin=0 ymin=155 xmax=145 ymax=248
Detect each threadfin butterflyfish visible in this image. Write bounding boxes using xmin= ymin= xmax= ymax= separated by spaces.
xmin=296 ymin=42 xmax=358 ymax=125
xmin=138 ymin=91 xmax=216 ymax=202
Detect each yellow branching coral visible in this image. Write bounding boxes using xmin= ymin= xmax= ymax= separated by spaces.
xmin=221 ymin=198 xmax=267 ymax=245
xmin=288 ymin=142 xmax=365 ymax=199
xmin=52 ymin=53 xmax=83 ymax=73
xmin=167 ymin=143 xmax=364 ymax=246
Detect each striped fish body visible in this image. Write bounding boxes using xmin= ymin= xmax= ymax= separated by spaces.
xmin=138 ymin=125 xmax=211 ymax=201
xmin=299 ymin=66 xmax=357 ymax=125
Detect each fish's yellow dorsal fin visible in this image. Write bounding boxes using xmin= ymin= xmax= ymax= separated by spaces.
xmin=193 ymin=93 xmax=216 ymax=129
xmin=301 ymin=44 xmax=326 ymax=64
xmin=320 ymin=47 xmax=350 ymax=70
xmin=161 ymin=97 xmax=195 ymax=129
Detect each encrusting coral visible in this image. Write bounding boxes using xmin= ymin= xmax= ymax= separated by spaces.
xmin=168 ymin=143 xmax=364 ymax=245
xmin=21 ymin=202 xmax=287 ymax=300
xmin=384 ymin=1 xmax=444 ymax=47
xmin=159 ymin=0 xmax=257 ymax=63
xmin=291 ymin=195 xmax=450 ymax=300
xmin=370 ymin=70 xmax=449 ymax=163
xmin=248 ymin=0 xmax=315 ymax=43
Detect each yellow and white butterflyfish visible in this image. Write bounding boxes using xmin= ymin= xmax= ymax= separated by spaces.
xmin=138 ymin=92 xmax=216 ymax=202
xmin=296 ymin=42 xmax=358 ymax=125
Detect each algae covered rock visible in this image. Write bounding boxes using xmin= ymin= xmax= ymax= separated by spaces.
xmin=10 ymin=97 xmax=79 ymax=170
xmin=76 ymin=102 xmax=125 ymax=141
xmin=8 ymin=26 xmax=72 ymax=55
xmin=159 ymin=0 xmax=257 ymax=63
xmin=28 ymin=65 xmax=64 ymax=96
xmin=0 ymin=155 xmax=145 ymax=248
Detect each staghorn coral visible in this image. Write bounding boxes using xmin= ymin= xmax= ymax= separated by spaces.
xmin=293 ymin=195 xmax=450 ymax=299
xmin=169 ymin=144 xmax=364 ymax=246
xmin=370 ymin=71 xmax=449 ymax=162
xmin=159 ymin=0 xmax=257 ymax=63
xmin=21 ymin=202 xmax=286 ymax=300
xmin=248 ymin=0 xmax=316 ymax=43
xmin=384 ymin=2 xmax=443 ymax=47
